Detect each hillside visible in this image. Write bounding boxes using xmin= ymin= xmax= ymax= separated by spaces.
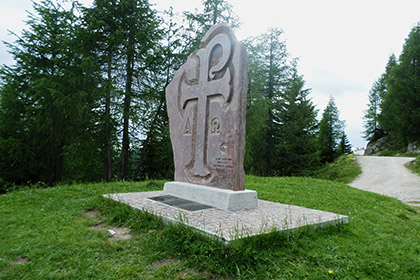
xmin=1 ymin=177 xmax=420 ymax=279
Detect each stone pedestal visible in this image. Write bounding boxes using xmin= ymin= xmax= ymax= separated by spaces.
xmin=163 ymin=181 xmax=258 ymax=211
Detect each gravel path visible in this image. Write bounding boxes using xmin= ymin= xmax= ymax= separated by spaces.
xmin=350 ymin=156 xmax=420 ymax=204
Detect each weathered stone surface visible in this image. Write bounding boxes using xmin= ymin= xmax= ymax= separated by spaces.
xmin=364 ymin=137 xmax=389 ymax=155
xmin=166 ymin=24 xmax=248 ymax=191
xmin=407 ymin=141 xmax=420 ymax=154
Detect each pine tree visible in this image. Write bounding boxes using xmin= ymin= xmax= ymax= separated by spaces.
xmin=337 ymin=132 xmax=352 ymax=155
xmin=244 ymin=29 xmax=319 ymax=176
xmin=363 ymin=78 xmax=385 ymax=141
xmin=318 ymin=97 xmax=344 ymax=163
xmin=363 ymin=54 xmax=396 ymax=142
xmin=274 ymin=65 xmax=319 ymax=175
xmin=379 ymin=24 xmax=420 ymax=143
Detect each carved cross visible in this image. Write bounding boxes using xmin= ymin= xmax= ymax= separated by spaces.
xmin=180 ymin=33 xmax=232 ymax=178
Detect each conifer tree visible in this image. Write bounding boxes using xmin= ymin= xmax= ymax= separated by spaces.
xmin=318 ymin=97 xmax=344 ymax=163
xmin=363 ymin=78 xmax=385 ymax=141
xmin=0 ymin=0 xmax=101 ymax=185
xmin=82 ymin=0 xmax=123 ymax=181
xmin=244 ymin=29 xmax=319 ymax=176
xmin=244 ymin=28 xmax=290 ymax=175
xmin=118 ymin=0 xmax=161 ymax=180
xmin=337 ymin=132 xmax=352 ymax=155
xmin=274 ymin=66 xmax=319 ymax=175
xmin=363 ymin=54 xmax=396 ymax=142
xmin=131 ymin=8 xmax=195 ymax=180
xmin=183 ymin=0 xmax=239 ymax=51
xmin=379 ymin=24 xmax=420 ymax=143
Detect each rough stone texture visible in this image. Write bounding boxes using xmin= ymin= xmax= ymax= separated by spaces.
xmin=166 ymin=24 xmax=248 ymax=191
xmin=364 ymin=137 xmax=389 ymax=155
xmin=104 ymin=192 xmax=349 ymax=242
xmin=407 ymin=141 xmax=420 ymax=154
xmin=365 ymin=138 xmax=420 ymax=155
xmin=163 ymin=181 xmax=258 ymax=210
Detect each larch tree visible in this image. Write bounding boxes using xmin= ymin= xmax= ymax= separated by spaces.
xmin=117 ymin=0 xmax=161 ymax=180
xmin=82 ymin=0 xmax=125 ymax=181
xmin=0 ymin=0 xmax=101 ymax=185
xmin=244 ymin=28 xmax=290 ymax=175
xmin=131 ymin=8 xmax=189 ymax=180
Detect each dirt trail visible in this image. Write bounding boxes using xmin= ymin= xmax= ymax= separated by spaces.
xmin=350 ymin=156 xmax=420 ymax=205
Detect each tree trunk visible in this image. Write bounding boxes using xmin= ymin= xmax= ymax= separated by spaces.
xmin=131 ymin=99 xmax=164 ymax=180
xmin=48 ymin=145 xmax=64 ymax=186
xmin=132 ymin=50 xmax=172 ymax=181
xmin=265 ymin=37 xmax=275 ymax=174
xmin=104 ymin=53 xmax=113 ymax=181
xmin=120 ymin=35 xmax=134 ymax=180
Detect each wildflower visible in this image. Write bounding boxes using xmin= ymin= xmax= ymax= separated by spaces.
xmin=328 ymin=270 xmax=333 ymax=275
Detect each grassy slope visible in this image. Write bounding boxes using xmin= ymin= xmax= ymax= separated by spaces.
xmin=408 ymin=155 xmax=420 ymax=176
xmin=1 ymin=177 xmax=420 ymax=279
xmin=314 ymin=155 xmax=362 ymax=184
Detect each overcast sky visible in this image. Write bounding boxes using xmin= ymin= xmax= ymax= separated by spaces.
xmin=1 ymin=0 xmax=420 ymax=148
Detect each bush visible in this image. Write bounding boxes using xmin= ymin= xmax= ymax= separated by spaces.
xmin=314 ymin=154 xmax=362 ymax=184
xmin=408 ymin=156 xmax=420 ymax=176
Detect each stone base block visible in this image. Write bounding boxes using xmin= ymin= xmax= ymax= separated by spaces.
xmin=104 ymin=191 xmax=349 ymax=242
xmin=163 ymin=181 xmax=258 ymax=211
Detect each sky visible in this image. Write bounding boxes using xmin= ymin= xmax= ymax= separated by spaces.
xmin=1 ymin=0 xmax=420 ymax=148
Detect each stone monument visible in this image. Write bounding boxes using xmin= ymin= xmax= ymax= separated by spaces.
xmin=164 ymin=23 xmax=257 ymax=210
xmin=104 ymin=24 xmax=349 ymax=242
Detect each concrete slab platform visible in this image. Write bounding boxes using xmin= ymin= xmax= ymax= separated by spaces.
xmin=104 ymin=191 xmax=349 ymax=242
xmin=163 ymin=181 xmax=258 ymax=210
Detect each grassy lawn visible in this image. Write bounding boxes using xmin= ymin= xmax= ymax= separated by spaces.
xmin=1 ymin=176 xmax=420 ymax=279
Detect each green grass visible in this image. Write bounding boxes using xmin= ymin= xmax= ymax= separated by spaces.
xmin=407 ymin=155 xmax=420 ymax=176
xmin=314 ymin=154 xmax=362 ymax=184
xmin=1 ymin=177 xmax=420 ymax=279
xmin=377 ymin=150 xmax=418 ymax=157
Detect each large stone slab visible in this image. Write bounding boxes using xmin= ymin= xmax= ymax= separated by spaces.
xmin=163 ymin=181 xmax=258 ymax=211
xmin=166 ymin=23 xmax=248 ymax=191
xmin=104 ymin=191 xmax=349 ymax=243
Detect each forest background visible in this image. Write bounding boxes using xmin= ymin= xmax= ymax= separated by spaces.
xmin=0 ymin=0 xmax=419 ymax=190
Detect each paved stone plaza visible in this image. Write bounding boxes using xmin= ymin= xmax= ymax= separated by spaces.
xmin=104 ymin=191 xmax=349 ymax=242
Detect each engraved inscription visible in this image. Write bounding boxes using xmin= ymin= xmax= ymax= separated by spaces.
xmin=211 ymin=117 xmax=221 ymax=134
xmin=220 ymin=143 xmax=228 ymax=153
xmin=212 ymin=157 xmax=233 ymax=169
xmin=184 ymin=117 xmax=192 ymax=135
